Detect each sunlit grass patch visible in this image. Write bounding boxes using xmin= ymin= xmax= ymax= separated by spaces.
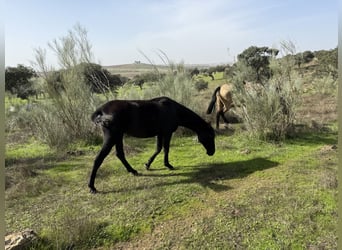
xmin=6 ymin=139 xmax=52 ymax=165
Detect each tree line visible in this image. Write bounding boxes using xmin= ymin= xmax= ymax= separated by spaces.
xmin=5 ymin=46 xmax=337 ymax=101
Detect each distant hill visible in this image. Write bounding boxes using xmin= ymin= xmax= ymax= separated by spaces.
xmin=103 ymin=63 xmax=169 ymax=78
xmin=103 ymin=62 xmax=221 ymax=78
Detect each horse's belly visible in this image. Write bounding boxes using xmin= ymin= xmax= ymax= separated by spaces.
xmin=124 ymin=111 xmax=176 ymax=138
xmin=125 ymin=125 xmax=159 ymax=138
xmin=127 ymin=130 xmax=158 ymax=138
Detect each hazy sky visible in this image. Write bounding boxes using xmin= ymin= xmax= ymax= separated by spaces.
xmin=5 ymin=0 xmax=338 ymax=67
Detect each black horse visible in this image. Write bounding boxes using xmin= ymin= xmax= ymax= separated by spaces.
xmin=88 ymin=96 xmax=215 ymax=193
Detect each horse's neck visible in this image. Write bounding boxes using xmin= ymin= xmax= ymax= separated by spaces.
xmin=178 ymin=106 xmax=206 ymax=134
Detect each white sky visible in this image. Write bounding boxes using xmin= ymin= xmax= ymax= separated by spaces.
xmin=5 ymin=0 xmax=338 ymax=67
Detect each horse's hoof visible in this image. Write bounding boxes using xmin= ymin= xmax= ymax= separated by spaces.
xmin=131 ymin=170 xmax=140 ymax=176
xmin=89 ymin=187 xmax=97 ymax=194
xmin=145 ymin=163 xmax=151 ymax=170
xmin=166 ymin=164 xmax=175 ymax=170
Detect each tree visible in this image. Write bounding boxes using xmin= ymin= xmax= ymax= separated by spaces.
xmin=76 ymin=63 xmax=124 ymax=93
xmin=237 ymin=46 xmax=279 ymax=83
xmin=190 ymin=68 xmax=200 ymax=77
xmin=302 ymin=50 xmax=315 ymax=63
xmin=294 ymin=50 xmax=315 ymax=68
xmin=130 ymin=71 xmax=161 ymax=89
xmin=5 ymin=64 xmax=38 ymax=100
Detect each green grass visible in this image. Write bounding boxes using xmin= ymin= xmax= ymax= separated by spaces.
xmin=5 ymin=129 xmax=338 ymax=249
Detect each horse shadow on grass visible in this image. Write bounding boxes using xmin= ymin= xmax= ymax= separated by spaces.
xmin=100 ymin=157 xmax=279 ymax=194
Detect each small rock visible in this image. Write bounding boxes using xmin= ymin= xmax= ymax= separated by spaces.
xmin=5 ymin=229 xmax=38 ymax=250
xmin=240 ymin=149 xmax=251 ymax=155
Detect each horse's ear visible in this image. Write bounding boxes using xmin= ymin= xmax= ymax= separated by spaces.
xmin=243 ymin=80 xmax=247 ymax=85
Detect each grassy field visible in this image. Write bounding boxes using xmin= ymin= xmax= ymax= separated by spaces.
xmin=5 ymin=65 xmax=338 ymax=249
xmin=5 ymin=126 xmax=338 ymax=249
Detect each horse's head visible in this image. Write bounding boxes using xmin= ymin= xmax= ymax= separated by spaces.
xmin=198 ymin=123 xmax=215 ymax=156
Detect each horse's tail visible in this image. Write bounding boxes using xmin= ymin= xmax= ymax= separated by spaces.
xmin=206 ymin=86 xmax=221 ymax=114
xmin=91 ymin=109 xmax=113 ymax=127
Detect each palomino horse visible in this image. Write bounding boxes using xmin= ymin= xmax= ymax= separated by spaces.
xmin=89 ymin=96 xmax=215 ymax=193
xmin=206 ymin=83 xmax=234 ymax=129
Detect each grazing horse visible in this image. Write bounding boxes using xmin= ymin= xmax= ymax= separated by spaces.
xmin=206 ymin=83 xmax=234 ymax=129
xmin=88 ymin=96 xmax=215 ymax=193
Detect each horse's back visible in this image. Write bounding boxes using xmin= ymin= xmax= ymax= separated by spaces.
xmin=219 ymin=83 xmax=233 ymax=99
xmin=215 ymin=84 xmax=233 ymax=113
xmin=93 ymin=97 xmax=179 ymax=137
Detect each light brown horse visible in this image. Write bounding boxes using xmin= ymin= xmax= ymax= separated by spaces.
xmin=206 ymin=83 xmax=234 ymax=129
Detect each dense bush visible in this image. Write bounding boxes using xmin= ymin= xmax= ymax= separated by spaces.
xmin=313 ymin=48 xmax=338 ymax=79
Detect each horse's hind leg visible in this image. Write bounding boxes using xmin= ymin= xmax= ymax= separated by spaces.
xmin=145 ymin=135 xmax=163 ymax=170
xmin=88 ymin=139 xmax=115 ymax=194
xmin=215 ymin=111 xmax=221 ymax=129
xmin=221 ymin=111 xmax=229 ymax=124
xmin=163 ymin=134 xmax=175 ymax=170
xmin=216 ymin=110 xmax=229 ymax=129
xmin=115 ymin=136 xmax=139 ymax=176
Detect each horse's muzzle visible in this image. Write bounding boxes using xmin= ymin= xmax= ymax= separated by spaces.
xmin=207 ymin=150 xmax=215 ymax=156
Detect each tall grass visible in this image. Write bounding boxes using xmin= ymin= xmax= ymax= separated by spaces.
xmin=117 ymin=54 xmax=200 ymax=113
xmin=311 ymin=73 xmax=337 ymax=96
xmin=28 ymin=24 xmax=103 ymax=149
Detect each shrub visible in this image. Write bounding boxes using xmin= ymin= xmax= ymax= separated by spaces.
xmin=232 ymin=41 xmax=303 ymax=141
xmin=194 ymin=79 xmax=208 ymax=91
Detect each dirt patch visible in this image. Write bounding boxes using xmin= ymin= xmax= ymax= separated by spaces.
xmin=319 ymin=144 xmax=337 ymax=155
xmin=297 ymin=94 xmax=337 ymax=125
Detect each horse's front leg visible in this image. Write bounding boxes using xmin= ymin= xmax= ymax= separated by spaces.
xmin=88 ymin=139 xmax=115 ymax=194
xmin=145 ymin=135 xmax=163 ymax=170
xmin=115 ymin=136 xmax=139 ymax=176
xmin=163 ymin=133 xmax=175 ymax=170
